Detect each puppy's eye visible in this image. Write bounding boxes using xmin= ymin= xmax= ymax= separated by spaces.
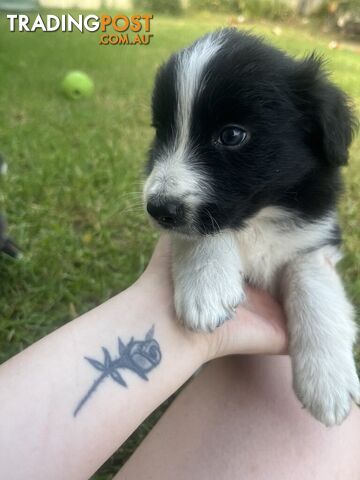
xmin=218 ymin=125 xmax=247 ymax=147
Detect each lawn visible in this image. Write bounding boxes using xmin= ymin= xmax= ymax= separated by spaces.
xmin=0 ymin=10 xmax=359 ymax=479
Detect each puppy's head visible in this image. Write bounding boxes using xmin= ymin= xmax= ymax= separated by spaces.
xmin=144 ymin=29 xmax=355 ymax=236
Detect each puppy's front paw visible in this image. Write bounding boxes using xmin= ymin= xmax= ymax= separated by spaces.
xmin=293 ymin=353 xmax=360 ymax=426
xmin=174 ymin=268 xmax=245 ymax=332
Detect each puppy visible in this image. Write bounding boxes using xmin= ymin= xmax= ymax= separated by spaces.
xmin=143 ymin=28 xmax=360 ymax=426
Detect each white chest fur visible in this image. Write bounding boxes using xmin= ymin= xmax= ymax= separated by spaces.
xmin=235 ymin=207 xmax=338 ymax=290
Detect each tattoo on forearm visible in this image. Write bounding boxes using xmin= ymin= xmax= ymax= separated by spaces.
xmin=73 ymin=325 xmax=162 ymax=417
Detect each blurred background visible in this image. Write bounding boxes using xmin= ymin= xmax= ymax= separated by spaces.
xmin=0 ymin=1 xmax=359 ymax=478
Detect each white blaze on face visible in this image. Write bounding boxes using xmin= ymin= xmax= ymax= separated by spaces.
xmin=175 ymin=32 xmax=224 ymax=154
xmin=144 ymin=32 xmax=225 ymax=206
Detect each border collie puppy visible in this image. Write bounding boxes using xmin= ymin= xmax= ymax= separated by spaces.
xmin=143 ymin=29 xmax=359 ymax=426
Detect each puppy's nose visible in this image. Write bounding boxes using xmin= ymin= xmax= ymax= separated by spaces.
xmin=147 ymin=199 xmax=185 ymax=227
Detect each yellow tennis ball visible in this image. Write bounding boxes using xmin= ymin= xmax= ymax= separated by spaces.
xmin=62 ymin=71 xmax=94 ymax=99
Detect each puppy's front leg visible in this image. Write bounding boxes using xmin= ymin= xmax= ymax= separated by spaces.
xmin=282 ymin=248 xmax=360 ymax=426
xmin=172 ymin=232 xmax=245 ymax=332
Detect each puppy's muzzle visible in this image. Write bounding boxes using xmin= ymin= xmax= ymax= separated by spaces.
xmin=146 ymin=197 xmax=186 ymax=229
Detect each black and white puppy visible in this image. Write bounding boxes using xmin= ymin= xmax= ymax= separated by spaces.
xmin=143 ymin=29 xmax=360 ymax=426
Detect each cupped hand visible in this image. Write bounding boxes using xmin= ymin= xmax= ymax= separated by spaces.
xmin=141 ymin=236 xmax=288 ymax=361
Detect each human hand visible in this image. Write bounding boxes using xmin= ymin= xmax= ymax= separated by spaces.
xmin=139 ymin=236 xmax=288 ymax=362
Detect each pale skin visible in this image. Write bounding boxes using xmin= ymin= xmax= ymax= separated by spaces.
xmin=0 ymin=237 xmax=358 ymax=479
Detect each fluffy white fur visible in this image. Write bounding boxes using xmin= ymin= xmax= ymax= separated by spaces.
xmin=282 ymin=247 xmax=360 ymax=425
xmin=172 ymin=231 xmax=245 ymax=332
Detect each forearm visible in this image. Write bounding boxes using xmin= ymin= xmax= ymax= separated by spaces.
xmin=0 ymin=278 xmax=205 ymax=479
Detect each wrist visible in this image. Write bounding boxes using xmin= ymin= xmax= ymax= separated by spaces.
xmin=129 ymin=276 xmax=209 ymax=370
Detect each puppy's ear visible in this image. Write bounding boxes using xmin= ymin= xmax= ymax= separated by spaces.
xmin=290 ymin=54 xmax=356 ymax=166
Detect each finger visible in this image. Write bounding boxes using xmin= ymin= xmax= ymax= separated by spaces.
xmin=209 ymin=304 xmax=288 ymax=358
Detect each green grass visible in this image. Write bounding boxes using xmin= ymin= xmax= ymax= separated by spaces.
xmin=0 ymin=11 xmax=359 ymax=478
